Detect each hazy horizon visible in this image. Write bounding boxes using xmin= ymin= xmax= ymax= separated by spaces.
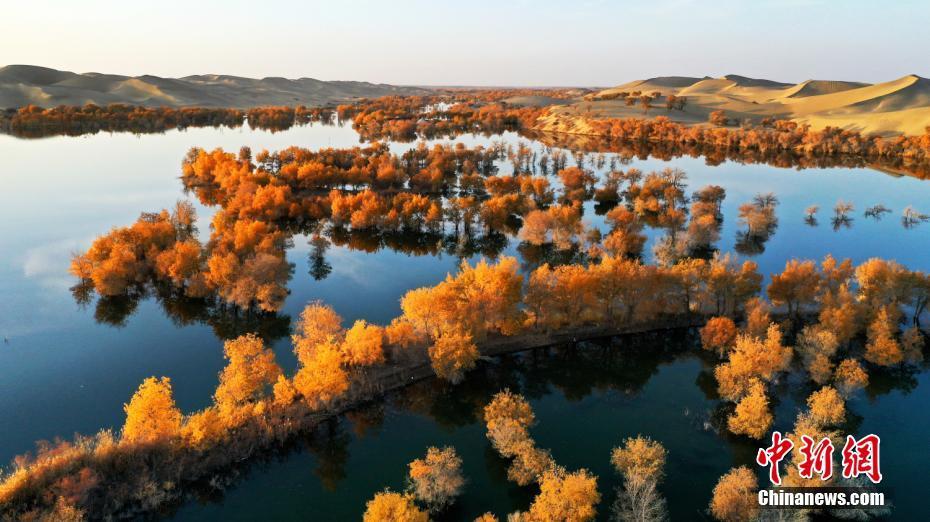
xmin=1 ymin=0 xmax=928 ymax=86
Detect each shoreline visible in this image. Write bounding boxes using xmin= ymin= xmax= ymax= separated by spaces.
xmin=0 ymin=315 xmax=707 ymax=520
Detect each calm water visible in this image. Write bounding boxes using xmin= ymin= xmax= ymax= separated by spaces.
xmin=1 ymin=122 xmax=929 ymax=520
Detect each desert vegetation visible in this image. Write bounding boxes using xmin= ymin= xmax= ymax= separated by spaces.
xmin=69 ymin=140 xmax=776 ymax=318
xmin=6 ymin=90 xmax=930 ymax=180
xmin=5 ymin=132 xmax=928 ymax=520
xmin=0 ymin=104 xmax=338 ymax=137
xmin=5 ymin=243 xmax=929 ymax=519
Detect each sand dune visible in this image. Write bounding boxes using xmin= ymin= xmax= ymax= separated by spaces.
xmin=5 ymin=65 xmax=928 ymax=137
xmin=0 ymin=64 xmax=430 ymax=109
xmin=781 ymin=79 xmax=869 ymax=98
xmin=676 ymin=78 xmax=741 ymax=96
xmin=720 ymin=74 xmax=792 ymax=89
xmin=563 ymin=74 xmax=930 ymax=136
xmin=501 ymin=95 xmax=572 ymax=107
xmin=594 ymin=76 xmax=708 ymax=98
xmin=779 ymin=75 xmax=928 ymax=114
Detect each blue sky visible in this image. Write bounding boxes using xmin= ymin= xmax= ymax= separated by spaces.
xmin=2 ymin=0 xmax=927 ymax=85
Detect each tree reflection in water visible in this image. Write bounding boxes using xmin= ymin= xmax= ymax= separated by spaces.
xmin=76 ymin=281 xmax=291 ymax=342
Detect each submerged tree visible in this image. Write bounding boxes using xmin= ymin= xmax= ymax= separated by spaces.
xmin=522 ymin=468 xmax=601 ymax=522
xmin=804 ymin=205 xmax=819 ymax=226
xmin=768 ymin=259 xmax=821 ymax=318
xmin=709 ymin=466 xmax=758 ymax=522
xmin=483 ymin=390 xmax=556 ymax=487
xmin=832 ymin=200 xmax=854 ymax=230
xmin=407 ymin=446 xmax=465 ymax=512
xmin=902 ymin=205 xmax=930 ymax=227
xmin=610 ymin=436 xmax=669 ymax=522
xmin=715 ymin=325 xmax=792 ymax=401
xmin=363 ymin=490 xmax=428 ymax=522
xmin=834 ymin=358 xmax=869 ymax=396
xmin=864 ymin=306 xmax=904 ymax=366
xmin=736 ymin=194 xmax=778 ymax=255
xmin=806 ymin=386 xmax=845 ymax=428
xmin=727 ymin=379 xmax=773 ymax=439
xmin=428 ymin=329 xmax=479 ymax=384
xmin=701 ymin=317 xmax=738 ymax=358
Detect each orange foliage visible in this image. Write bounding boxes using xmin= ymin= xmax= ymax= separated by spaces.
xmin=428 ymin=330 xmax=479 ymax=384
xmin=700 ymin=317 xmax=738 ymax=358
xmin=407 ymin=446 xmax=464 ymax=512
xmin=483 ymin=390 xmax=555 ymax=486
xmin=342 ymin=320 xmax=385 ymax=366
xmin=524 ymin=469 xmax=600 ymax=522
xmin=180 ymin=407 xmax=226 ymax=449
xmin=808 ymin=353 xmax=834 ymax=385
xmin=834 ymin=359 xmax=869 ymax=396
xmin=4 ymin=104 xmax=245 ymax=138
xmin=362 ymin=490 xmax=428 ymax=522
xmin=767 ymin=259 xmax=822 ymax=316
xmin=213 ymin=334 xmax=282 ymax=417
xmin=582 ymin=113 xmax=930 ymax=169
xmin=817 ymin=284 xmax=861 ymax=345
xmin=272 ymin=375 xmax=298 ymax=407
xmin=603 ymin=206 xmax=647 ymax=258
xmin=293 ymin=301 xmax=345 ymax=362
xmin=400 ymin=257 xmax=523 ymax=343
xmin=121 ymin=377 xmax=182 ymax=445
xmin=384 ymin=317 xmax=426 ymax=349
xmin=901 ymin=326 xmax=925 ymax=364
xmin=727 ymin=380 xmax=773 ymax=439
xmin=742 ymin=297 xmax=771 ymax=339
xmin=709 ymin=466 xmax=758 ymax=522
xmin=807 ymin=386 xmax=845 ymax=428
xmin=864 ymin=306 xmax=904 ymax=366
xmin=709 ymin=110 xmax=729 ymax=127
xmin=292 ymin=341 xmax=349 ymax=410
xmin=610 ymin=436 xmax=666 ymax=482
xmin=715 ymin=325 xmax=792 ymax=401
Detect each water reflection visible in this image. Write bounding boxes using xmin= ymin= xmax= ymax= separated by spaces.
xmin=307 ymin=232 xmax=332 ymax=281
xmin=735 ymin=194 xmax=778 ymax=256
xmin=864 ymin=204 xmax=892 ymax=220
xmin=902 ymin=205 xmax=930 ymax=228
xmin=307 ymin=418 xmax=352 ymax=492
xmin=76 ymin=281 xmax=291 ymax=341
xmin=69 ymin=145 xmax=930 ymax=331
xmin=163 ymin=330 xmax=701 ymax=521
xmin=167 ymin=327 xmax=927 ymax=521
xmin=527 ymin=131 xmax=930 ymax=180
xmin=3 ymin=110 xmax=930 ymax=521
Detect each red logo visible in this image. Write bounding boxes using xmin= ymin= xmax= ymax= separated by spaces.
xmin=841 ymin=434 xmax=882 ymax=484
xmin=797 ymin=435 xmax=834 ymax=480
xmin=757 ymin=432 xmax=882 ymax=485
xmin=756 ymin=431 xmax=794 ymax=485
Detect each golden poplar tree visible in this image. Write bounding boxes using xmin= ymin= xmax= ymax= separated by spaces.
xmin=726 ymin=380 xmax=772 ymax=439
xmin=214 ymin=333 xmax=281 ymax=416
xmin=122 ymin=377 xmax=182 ymax=444
xmin=362 ymin=490 xmax=428 ymax=522
xmin=710 ymin=467 xmax=758 ymax=522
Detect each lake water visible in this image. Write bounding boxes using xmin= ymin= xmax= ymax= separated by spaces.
xmin=1 ymin=122 xmax=928 ymax=520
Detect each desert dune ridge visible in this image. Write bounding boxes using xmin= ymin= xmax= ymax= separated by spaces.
xmin=3 ymin=66 xmax=929 ymax=137
xmin=573 ymin=73 xmax=930 ymax=136
xmin=0 ymin=64 xmax=430 ymax=109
